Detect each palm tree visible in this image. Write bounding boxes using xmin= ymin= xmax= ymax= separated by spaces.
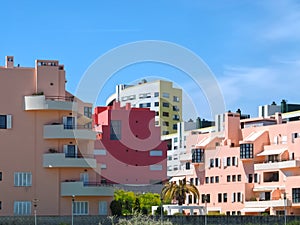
xmin=161 ymin=178 xmax=199 ymax=205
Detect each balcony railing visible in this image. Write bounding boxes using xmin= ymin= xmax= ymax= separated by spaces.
xmin=46 ymin=96 xmax=75 ymax=102
xmin=43 ymin=153 xmax=97 ymax=168
xmin=254 ymin=158 xmax=300 ymax=171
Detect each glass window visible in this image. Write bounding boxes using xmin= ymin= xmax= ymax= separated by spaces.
xmin=162 ymin=131 xmax=169 ymax=135
xmin=232 ymin=175 xmax=236 ymax=182
xmin=186 ymin=162 xmax=190 ymax=170
xmin=210 ymin=177 xmax=214 ymax=183
xmin=240 ymin=143 xmax=254 ymax=159
xmin=205 ymin=177 xmax=209 ymax=184
xmin=162 ymin=92 xmax=169 ymax=98
xmin=155 ymin=111 xmax=159 ymax=116
xmin=14 ymin=172 xmax=32 ymax=186
xmin=0 ymin=172 xmax=2 ymax=181
xmin=173 ymin=96 xmax=180 ymax=102
xmin=154 ymin=92 xmax=159 ymax=97
xmin=292 ymin=188 xmax=300 ymax=203
xmin=201 ymin=194 xmax=210 ymax=203
xmin=223 ymin=193 xmax=228 ymax=202
xmin=0 ymin=115 xmax=7 ymax=129
xmin=173 ymin=124 xmax=177 ymax=130
xmin=84 ymin=107 xmax=92 ymax=118
xmin=173 ymin=106 xmax=179 ymax=112
xmin=150 ymin=150 xmax=163 ymax=156
xmin=154 ymin=102 xmax=159 ymax=107
xmin=110 ymin=120 xmax=121 ymax=140
xmin=215 ymin=176 xmax=219 ymax=183
xmin=227 ymin=157 xmax=231 ymax=166
xmin=14 ymin=201 xmax=31 ymax=215
xmin=99 ymin=201 xmax=108 ymax=215
xmin=162 ymin=121 xmax=169 ymax=126
xmin=248 ymin=174 xmax=253 ymax=183
xmin=195 ymin=178 xmax=199 ymax=185
xmin=237 ymin=192 xmax=242 ymax=202
xmin=237 ymin=174 xmax=242 ymax=182
xmin=162 ymin=102 xmax=169 ymax=108
xmin=218 ymin=193 xmax=222 ymax=203
xmin=150 ymin=165 xmax=163 ymax=171
xmin=173 ymin=115 xmax=180 ymax=121
xmin=73 ymin=201 xmax=88 ymax=215
xmin=162 ymin=112 xmax=169 ymax=117
xmin=227 ymin=175 xmax=231 ymax=182
xmin=192 ymin=149 xmax=205 ymax=163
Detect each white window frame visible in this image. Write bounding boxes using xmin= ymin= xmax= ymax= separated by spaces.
xmin=73 ymin=201 xmax=89 ymax=215
xmin=14 ymin=172 xmax=32 ymax=187
xmin=14 ymin=201 xmax=31 ymax=215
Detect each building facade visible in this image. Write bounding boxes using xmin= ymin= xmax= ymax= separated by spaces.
xmin=93 ymin=102 xmax=168 ymax=185
xmin=176 ymin=111 xmax=300 ymax=216
xmin=0 ymin=56 xmax=113 ymax=216
xmin=106 ymin=80 xmax=182 ymax=135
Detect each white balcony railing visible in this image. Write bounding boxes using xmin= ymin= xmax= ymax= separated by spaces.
xmin=254 ymin=159 xmax=300 ymax=171
xmin=44 ymin=124 xmax=96 ymax=140
xmin=24 ymin=95 xmax=77 ymax=111
xmin=43 ymin=153 xmax=97 ymax=168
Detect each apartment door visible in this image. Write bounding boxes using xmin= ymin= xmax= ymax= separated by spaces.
xmin=64 ymin=145 xmax=77 ymax=158
xmin=80 ymin=173 xmax=89 ymax=184
xmin=63 ymin=116 xmax=75 ymax=129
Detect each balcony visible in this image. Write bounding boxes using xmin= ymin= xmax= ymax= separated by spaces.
xmin=24 ymin=95 xmax=77 ymax=111
xmin=254 ymin=159 xmax=300 ymax=171
xmin=43 ymin=153 xmax=97 ymax=168
xmin=244 ymin=199 xmax=291 ymax=208
xmin=61 ymin=181 xmax=114 ymax=197
xmin=43 ymin=124 xmax=96 ymax=140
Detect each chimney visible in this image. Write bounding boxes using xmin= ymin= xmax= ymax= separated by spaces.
xmin=5 ymin=56 xmax=14 ymax=68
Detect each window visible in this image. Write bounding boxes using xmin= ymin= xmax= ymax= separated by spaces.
xmin=205 ymin=177 xmax=209 ymax=184
xmin=232 ymin=175 xmax=236 ymax=182
xmin=227 ymin=157 xmax=231 ymax=166
xmin=162 ymin=92 xmax=169 ymax=98
xmin=215 ymin=158 xmax=219 ymax=167
xmin=254 ymin=173 xmax=258 ymax=183
xmin=192 ymin=149 xmax=204 ymax=163
xmin=292 ymin=188 xmax=300 ymax=203
xmin=155 ymin=111 xmax=159 ymax=116
xmin=232 ymin=157 xmax=237 ymax=166
xmin=14 ymin=172 xmax=32 ymax=186
xmin=223 ymin=193 xmax=228 ymax=202
xmin=210 ymin=158 xmax=214 ymax=168
xmin=84 ymin=107 xmax=92 ymax=118
xmin=150 ymin=165 xmax=162 ymax=171
xmin=202 ymin=194 xmax=210 ymax=203
xmin=190 ymin=178 xmax=194 ymax=184
xmin=94 ymin=149 xmax=107 ymax=155
xmin=154 ymin=92 xmax=159 ymax=97
xmin=174 ymin=137 xmax=178 ymax=142
xmin=264 ymin=171 xmax=279 ymax=182
xmin=0 ymin=115 xmax=12 ymax=129
xmin=64 ymin=145 xmax=77 ymax=158
xmin=173 ymin=124 xmax=177 ymax=130
xmin=154 ymin=102 xmax=159 ymax=107
xmin=162 ymin=131 xmax=169 ymax=135
xmin=210 ymin=177 xmax=214 ymax=183
xmin=186 ymin=162 xmax=190 ymax=170
xmin=218 ymin=193 xmax=222 ymax=203
xmin=0 ymin=172 xmax=2 ymax=181
xmin=173 ymin=115 xmax=180 ymax=121
xmin=237 ymin=192 xmax=242 ymax=202
xmin=63 ymin=116 xmax=75 ymax=129
xmin=162 ymin=102 xmax=169 ymax=108
xmin=14 ymin=201 xmax=31 ymax=215
xmin=173 ymin=106 xmax=179 ymax=112
xmin=99 ymin=201 xmax=108 ymax=215
xmin=150 ymin=150 xmax=163 ymax=156
xmin=195 ymin=178 xmax=199 ymax=186
xmin=237 ymin=174 xmax=242 ymax=182
xmin=0 ymin=201 xmax=1 ymax=210
xmin=73 ymin=201 xmax=88 ymax=215
xmin=173 ymin=96 xmax=180 ymax=102
xmin=162 ymin=121 xmax=169 ymax=126
xmin=162 ymin=112 xmax=169 ymax=117
xmin=240 ymin=143 xmax=253 ymax=159
xmin=248 ymin=174 xmax=253 ymax=183
xmin=215 ymin=176 xmax=219 ymax=183
xmin=227 ymin=175 xmax=231 ymax=182
xmin=232 ymin=193 xmax=236 ymax=202
xmin=139 ymin=103 xmax=151 ymax=108
xmin=110 ymin=120 xmax=121 ymax=140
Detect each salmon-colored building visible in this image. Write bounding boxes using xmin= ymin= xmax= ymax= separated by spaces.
xmin=0 ymin=56 xmax=113 ymax=216
xmin=93 ymin=102 xmax=168 ymax=185
xmin=179 ymin=111 xmax=300 ymax=216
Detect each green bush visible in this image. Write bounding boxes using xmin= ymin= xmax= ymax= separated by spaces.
xmin=117 ymin=213 xmax=173 ymax=225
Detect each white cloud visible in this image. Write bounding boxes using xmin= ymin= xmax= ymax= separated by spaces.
xmin=218 ymin=61 xmax=300 ymax=116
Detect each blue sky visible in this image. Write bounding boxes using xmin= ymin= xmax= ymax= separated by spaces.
xmin=1 ymin=0 xmax=300 ymax=120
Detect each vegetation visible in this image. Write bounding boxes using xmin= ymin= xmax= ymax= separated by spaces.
xmin=111 ymin=189 xmax=161 ymax=216
xmin=116 ymin=213 xmax=173 ymax=225
xmin=161 ymin=178 xmax=199 ymax=205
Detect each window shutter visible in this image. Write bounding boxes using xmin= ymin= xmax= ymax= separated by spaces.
xmin=63 ymin=145 xmax=68 ymax=154
xmin=6 ymin=115 xmax=12 ymax=129
xmin=235 ymin=157 xmax=238 ymax=167
xmin=223 ymin=157 xmax=227 ymax=168
xmin=218 ymin=158 xmax=221 ymax=168
xmin=232 ymin=193 xmax=235 ymax=202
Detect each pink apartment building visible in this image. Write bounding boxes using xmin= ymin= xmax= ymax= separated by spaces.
xmin=0 ymin=56 xmax=113 ymax=216
xmin=180 ymin=112 xmax=300 ymax=216
xmin=93 ymin=102 xmax=168 ymax=185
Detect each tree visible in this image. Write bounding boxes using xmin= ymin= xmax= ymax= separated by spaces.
xmin=133 ymin=198 xmax=141 ymax=212
xmin=161 ymin=178 xmax=199 ymax=205
xmin=110 ymin=200 xmax=122 ymax=216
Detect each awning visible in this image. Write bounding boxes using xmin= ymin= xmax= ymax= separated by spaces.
xmin=169 ymin=176 xmax=186 ymax=182
xmin=241 ymin=207 xmax=268 ymax=213
xmin=257 ymin=148 xmax=287 ymax=156
xmin=243 ymin=130 xmax=267 ymax=142
xmin=180 ymin=153 xmax=192 ymax=161
xmin=196 ymin=136 xmax=216 ymax=148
